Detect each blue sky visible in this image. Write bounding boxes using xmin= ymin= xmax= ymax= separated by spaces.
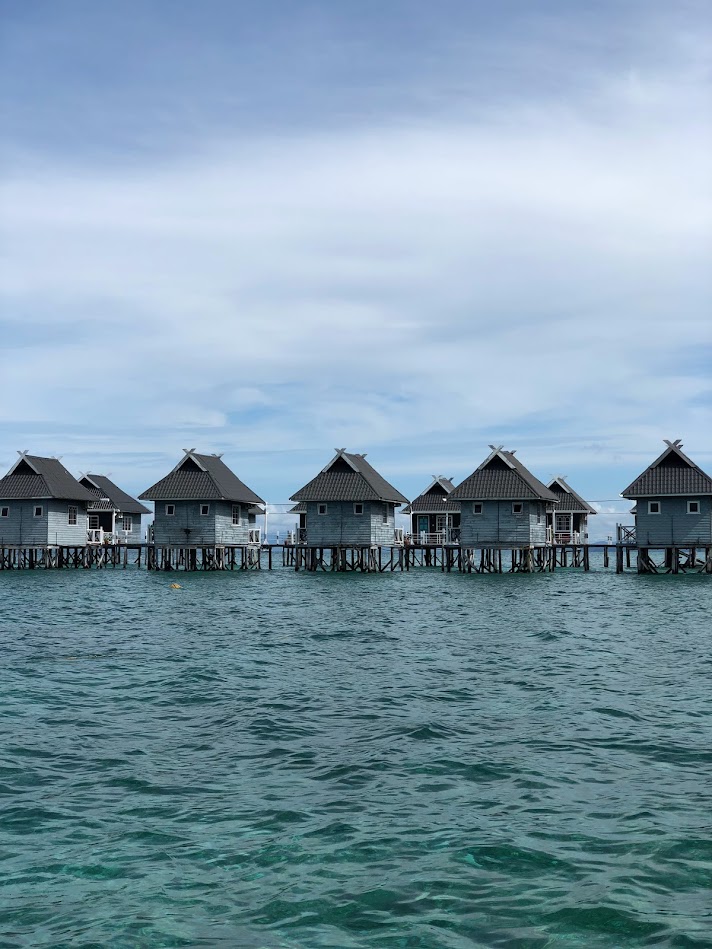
xmin=1 ymin=0 xmax=710 ymax=538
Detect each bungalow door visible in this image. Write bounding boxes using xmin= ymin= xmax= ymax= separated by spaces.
xmin=417 ymin=515 xmax=429 ymax=537
xmin=555 ymin=513 xmax=572 ymax=540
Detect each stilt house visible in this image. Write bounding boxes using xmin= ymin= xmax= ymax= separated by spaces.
xmin=448 ymin=446 xmax=558 ymax=548
xmin=402 ymin=476 xmax=460 ymax=544
xmin=0 ymin=452 xmax=95 ymax=546
xmin=621 ymin=440 xmax=712 ymax=547
xmin=79 ymin=475 xmax=150 ymax=544
xmin=139 ymin=450 xmax=265 ymax=546
xmin=289 ymin=449 xmax=409 ymax=546
xmin=546 ymin=477 xmax=596 ymax=544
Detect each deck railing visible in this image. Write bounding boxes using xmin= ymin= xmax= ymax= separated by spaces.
xmin=406 ymin=529 xmax=460 ymax=545
xmin=87 ymin=529 xmax=116 ymax=545
xmin=554 ymin=531 xmax=582 ymax=545
xmin=617 ymin=524 xmax=636 ymax=544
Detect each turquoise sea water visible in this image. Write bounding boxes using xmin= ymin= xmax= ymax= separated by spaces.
xmin=1 ymin=563 xmax=711 ymax=948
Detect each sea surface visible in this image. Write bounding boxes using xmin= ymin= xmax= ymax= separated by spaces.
xmin=1 ymin=561 xmax=711 ymax=948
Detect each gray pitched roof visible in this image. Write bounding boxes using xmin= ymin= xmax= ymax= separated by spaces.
xmin=449 ymin=448 xmax=559 ymax=502
xmin=81 ymin=475 xmax=150 ymax=515
xmin=402 ymin=477 xmax=460 ymax=514
xmin=290 ymin=450 xmax=409 ymax=504
xmin=621 ymin=440 xmax=712 ymax=498
xmin=546 ymin=477 xmax=596 ymax=514
xmin=139 ymin=452 xmax=265 ymax=505
xmin=0 ymin=454 xmax=96 ymax=501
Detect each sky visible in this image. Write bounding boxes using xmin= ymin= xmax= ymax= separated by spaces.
xmin=1 ymin=0 xmax=710 ymax=539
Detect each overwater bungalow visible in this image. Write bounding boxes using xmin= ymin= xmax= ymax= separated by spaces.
xmin=621 ymin=440 xmax=712 ymax=547
xmin=545 ymin=477 xmax=596 ymax=544
xmin=289 ymin=449 xmax=409 ymax=546
xmin=402 ymin=476 xmax=460 ymax=544
xmin=0 ymin=452 xmax=95 ymax=546
xmin=139 ymin=450 xmax=265 ymax=546
xmin=448 ymin=446 xmax=558 ymax=548
xmin=78 ymin=474 xmax=150 ymax=544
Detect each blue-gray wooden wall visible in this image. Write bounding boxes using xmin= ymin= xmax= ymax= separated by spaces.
xmin=634 ymin=497 xmax=712 ymax=546
xmin=114 ymin=514 xmax=143 ymax=544
xmin=151 ymin=501 xmax=258 ymax=545
xmin=0 ymin=500 xmax=89 ymax=546
xmin=459 ymin=500 xmax=549 ymax=547
xmin=303 ymin=501 xmax=397 ymax=545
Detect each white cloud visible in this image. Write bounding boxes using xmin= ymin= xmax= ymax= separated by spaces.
xmin=1 ymin=36 xmax=710 ymax=502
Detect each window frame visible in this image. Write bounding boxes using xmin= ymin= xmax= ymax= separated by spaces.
xmin=34 ymin=505 xmax=43 ymax=518
xmin=200 ymin=504 xmax=210 ymax=517
xmin=473 ymin=502 xmax=483 ymax=515
xmin=648 ymin=501 xmax=661 ymax=515
xmin=88 ymin=514 xmax=99 ymax=530
xmin=317 ymin=503 xmax=328 ymax=516
xmin=0 ymin=506 xmax=8 ymax=518
xmin=687 ymin=500 xmax=700 ymax=514
xmin=353 ymin=502 xmax=364 ymax=516
xmin=165 ymin=504 xmax=175 ymax=516
xmin=123 ymin=515 xmax=133 ymax=532
xmin=68 ymin=505 xmax=77 ymax=526
xmin=512 ymin=502 xmax=524 ymax=516
xmin=382 ymin=502 xmax=389 ymax=524
xmin=232 ymin=504 xmax=241 ymax=526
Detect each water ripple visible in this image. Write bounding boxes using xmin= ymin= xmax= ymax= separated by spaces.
xmin=1 ymin=564 xmax=711 ymax=947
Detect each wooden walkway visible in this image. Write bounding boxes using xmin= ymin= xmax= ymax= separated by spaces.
xmin=1 ymin=543 xmax=710 ymax=573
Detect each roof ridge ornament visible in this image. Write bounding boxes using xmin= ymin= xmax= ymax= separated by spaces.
xmin=182 ymin=448 xmax=196 ymax=455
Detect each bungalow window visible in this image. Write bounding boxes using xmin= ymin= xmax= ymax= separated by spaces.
xmin=473 ymin=502 xmax=483 ymax=515
xmin=687 ymin=500 xmax=700 ymax=514
xmin=200 ymin=504 xmax=210 ymax=516
xmin=34 ymin=506 xmax=43 ymax=518
xmin=88 ymin=515 xmax=99 ymax=530
xmin=165 ymin=504 xmax=175 ymax=516
xmin=232 ymin=504 xmax=241 ymax=525
xmin=318 ymin=503 xmax=328 ymax=515
xmin=353 ymin=503 xmax=364 ymax=515
xmin=68 ymin=506 xmax=77 ymax=526
xmin=382 ymin=503 xmax=389 ymax=524
xmin=512 ymin=502 xmax=524 ymax=516
xmin=1 ymin=507 xmax=8 ymax=517
xmin=648 ymin=501 xmax=661 ymax=515
xmin=123 ymin=515 xmax=132 ymax=532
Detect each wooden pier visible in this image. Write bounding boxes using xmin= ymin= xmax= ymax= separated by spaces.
xmin=0 ymin=544 xmax=144 ymax=570
xmin=1 ymin=542 xmax=710 ymax=574
xmin=635 ymin=546 xmax=712 ymax=574
xmin=146 ymin=544 xmax=269 ymax=571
